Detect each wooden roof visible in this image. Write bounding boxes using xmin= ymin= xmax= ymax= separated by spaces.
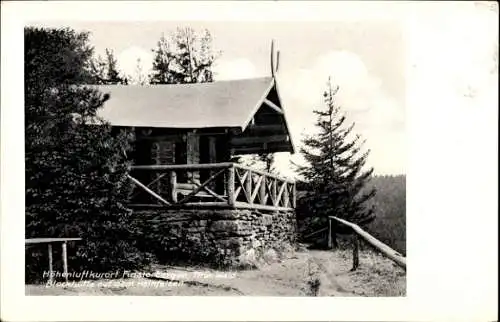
xmin=95 ymin=77 xmax=295 ymax=154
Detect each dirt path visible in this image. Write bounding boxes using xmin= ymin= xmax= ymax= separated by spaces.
xmin=26 ymin=249 xmax=406 ymax=296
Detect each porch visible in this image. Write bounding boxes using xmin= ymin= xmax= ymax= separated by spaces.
xmin=127 ymin=162 xmax=296 ymax=212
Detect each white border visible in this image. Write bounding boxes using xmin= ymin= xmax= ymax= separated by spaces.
xmin=1 ymin=1 xmax=498 ymax=321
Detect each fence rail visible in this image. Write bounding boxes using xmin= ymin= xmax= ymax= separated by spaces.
xmin=25 ymin=238 xmax=82 ymax=283
xmin=127 ymin=163 xmax=296 ymax=212
xmin=328 ymin=216 xmax=407 ymax=270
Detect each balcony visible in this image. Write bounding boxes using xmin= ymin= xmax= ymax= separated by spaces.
xmin=127 ymin=162 xmax=296 ymax=212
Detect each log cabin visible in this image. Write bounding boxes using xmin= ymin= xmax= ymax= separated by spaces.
xmin=95 ymin=76 xmax=297 ymax=212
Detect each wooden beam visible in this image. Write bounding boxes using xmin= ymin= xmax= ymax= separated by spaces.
xmin=177 ymin=168 xmax=226 ymax=204
xmin=246 ymin=124 xmax=284 ymax=132
xmin=328 ymin=218 xmax=333 ymax=249
xmin=245 ymin=169 xmax=252 ymax=204
xmin=250 ymin=175 xmax=263 ymax=203
xmin=26 ymin=238 xmax=82 ymax=244
xmin=62 ymin=241 xmax=68 ymax=282
xmin=231 ymin=144 xmax=293 ymax=155
xmin=283 ymin=183 xmax=289 ymax=207
xmin=234 ymin=201 xmax=293 ymax=212
xmin=187 ymin=177 xmax=227 ymax=202
xmin=132 ymin=162 xmax=234 ymax=171
xmin=234 ymin=163 xmax=294 ymax=184
xmin=136 ymin=134 xmax=184 ymax=142
xmin=329 ymin=216 xmax=406 ymax=269
xmin=263 ymin=99 xmax=283 ymax=114
xmin=227 ymin=166 xmax=235 ymax=207
xmin=127 ymin=174 xmax=171 ymax=206
xmin=275 ymin=181 xmax=286 ymax=207
xmin=302 ymin=227 xmax=328 ymax=239
xmin=130 ymin=172 xmax=169 ymax=200
xmin=170 ymin=171 xmax=177 ymax=203
xmin=230 ymin=134 xmax=288 ymax=146
xmin=208 ymin=137 xmax=217 ymax=163
xmin=260 ymin=175 xmax=267 ymax=204
xmin=48 ymin=243 xmax=53 ymax=284
xmin=351 ymin=235 xmax=360 ymax=271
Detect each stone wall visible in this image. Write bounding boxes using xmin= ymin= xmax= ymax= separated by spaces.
xmin=134 ymin=208 xmax=297 ymax=268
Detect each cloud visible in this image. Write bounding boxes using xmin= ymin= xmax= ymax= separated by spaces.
xmin=213 ymin=58 xmax=260 ymax=80
xmin=116 ymin=46 xmax=154 ymax=78
xmin=276 ymin=50 xmax=406 ymax=175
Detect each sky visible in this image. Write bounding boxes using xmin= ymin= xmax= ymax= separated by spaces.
xmin=3 ymin=2 xmax=499 ymax=320
xmin=31 ymin=20 xmax=406 ymax=176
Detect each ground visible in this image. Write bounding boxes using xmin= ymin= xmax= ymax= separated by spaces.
xmin=26 ymin=248 xmax=406 ymax=296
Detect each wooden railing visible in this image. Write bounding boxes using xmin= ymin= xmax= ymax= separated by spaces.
xmin=328 ymin=216 xmax=406 ymax=271
xmin=127 ymin=162 xmax=296 ymax=211
xmin=25 ymin=238 xmax=82 ymax=283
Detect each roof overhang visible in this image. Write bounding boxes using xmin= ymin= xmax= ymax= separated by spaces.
xmin=89 ymin=76 xmax=295 ymax=155
xmin=230 ymin=77 xmax=295 ymax=155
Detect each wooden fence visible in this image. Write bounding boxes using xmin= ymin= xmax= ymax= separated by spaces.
xmin=25 ymin=238 xmax=82 ymax=283
xmin=328 ymin=216 xmax=407 ymax=270
xmin=127 ymin=162 xmax=296 ymax=212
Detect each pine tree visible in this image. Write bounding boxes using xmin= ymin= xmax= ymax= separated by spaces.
xmin=149 ymin=33 xmax=176 ymax=84
xmin=149 ymin=27 xmax=218 ymax=84
xmin=233 ymin=153 xmax=276 ymax=174
xmin=25 ymin=27 xmax=149 ymax=282
xmin=90 ymin=48 xmax=128 ymax=84
xmin=297 ymin=78 xmax=376 ymax=238
xmin=259 ymin=153 xmax=276 ymax=173
xmin=130 ymin=57 xmax=148 ymax=85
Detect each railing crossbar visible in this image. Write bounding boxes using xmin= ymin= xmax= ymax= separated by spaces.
xmin=127 ymin=162 xmax=296 ymax=211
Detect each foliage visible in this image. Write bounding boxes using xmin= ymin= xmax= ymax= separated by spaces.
xmin=233 ymin=153 xmax=277 ymax=174
xmin=364 ymin=175 xmax=406 ymax=254
xmin=297 ymin=175 xmax=406 ymax=254
xmin=90 ymin=48 xmax=128 ymax=85
xmin=129 ymin=58 xmax=149 ymax=85
xmin=25 ymin=27 xmax=151 ymax=283
xmin=149 ymin=27 xmax=219 ymax=84
xmin=296 ymin=78 xmax=376 ymax=243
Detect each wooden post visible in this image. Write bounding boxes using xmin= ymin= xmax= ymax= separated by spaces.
xmin=271 ymin=178 xmax=277 ymax=206
xmin=227 ymin=165 xmax=235 ymax=207
xmin=170 ymin=170 xmax=177 ymax=203
xmin=283 ymin=183 xmax=289 ymax=207
xmin=351 ymin=235 xmax=360 ymax=271
xmin=292 ymin=182 xmax=296 ymax=208
xmin=48 ymin=243 xmax=53 ymax=284
xmin=332 ymin=222 xmax=337 ymax=249
xmin=186 ymin=132 xmax=200 ymax=184
xmin=327 ymin=218 xmax=333 ymax=249
xmin=62 ymin=241 xmax=68 ymax=282
xmin=245 ymin=170 xmax=252 ymax=204
xmin=330 ymin=216 xmax=406 ymax=269
xmin=260 ymin=175 xmax=266 ymax=205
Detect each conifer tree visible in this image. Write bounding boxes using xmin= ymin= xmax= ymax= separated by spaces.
xmin=131 ymin=57 xmax=148 ymax=85
xmin=297 ymin=78 xmax=376 ymax=237
xmin=90 ymin=48 xmax=128 ymax=84
xmin=25 ymin=27 xmax=148 ymax=282
xmin=259 ymin=153 xmax=276 ymax=173
xmin=149 ymin=28 xmax=218 ymax=84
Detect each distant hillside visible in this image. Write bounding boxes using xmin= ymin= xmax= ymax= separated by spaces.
xmin=296 ymin=174 xmax=406 ymax=255
xmin=364 ymin=174 xmax=406 ymax=255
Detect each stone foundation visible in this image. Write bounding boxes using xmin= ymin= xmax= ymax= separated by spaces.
xmin=134 ymin=208 xmax=297 ymax=268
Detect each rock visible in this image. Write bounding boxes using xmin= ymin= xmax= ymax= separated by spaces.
xmin=209 ymin=220 xmax=239 ymax=232
xmin=263 ymin=249 xmax=278 ymax=263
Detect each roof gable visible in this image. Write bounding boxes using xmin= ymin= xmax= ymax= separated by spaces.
xmin=94 ymin=77 xmax=274 ymax=130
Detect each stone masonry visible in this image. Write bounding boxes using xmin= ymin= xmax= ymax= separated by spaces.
xmin=134 ymin=208 xmax=297 ymax=268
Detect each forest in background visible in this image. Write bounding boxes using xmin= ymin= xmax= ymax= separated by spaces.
xmin=297 ymin=174 xmax=406 ymax=255
xmin=25 ymin=26 xmax=406 ymax=285
xmin=364 ymin=174 xmax=406 ymax=255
